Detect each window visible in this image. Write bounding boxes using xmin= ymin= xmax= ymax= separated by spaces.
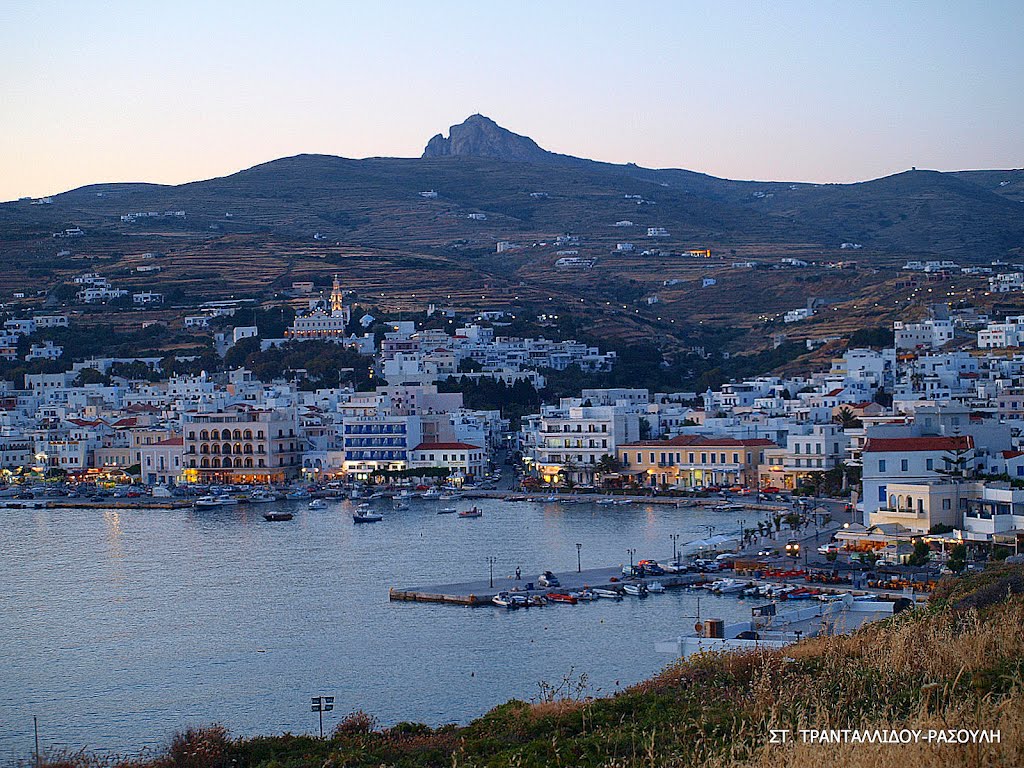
xmin=901 ymin=459 xmax=909 ymax=471
xmin=878 ymin=459 xmax=886 ymax=472
xmin=926 ymin=458 xmax=934 ymax=471
xmin=942 ymin=499 xmax=951 ymax=510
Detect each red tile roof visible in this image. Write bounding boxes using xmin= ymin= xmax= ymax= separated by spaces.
xmin=1001 ymin=450 xmax=1024 ymax=460
xmin=863 ymin=436 xmax=973 ymax=453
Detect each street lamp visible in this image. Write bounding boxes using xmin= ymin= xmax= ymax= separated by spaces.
xmin=311 ymin=695 xmax=335 ymax=739
xmin=576 ymin=543 xmax=582 ymax=572
xmin=486 ymin=556 xmax=497 ymax=588
xmin=670 ymin=533 xmax=680 ymax=564
xmin=627 ymin=547 xmax=636 ymax=568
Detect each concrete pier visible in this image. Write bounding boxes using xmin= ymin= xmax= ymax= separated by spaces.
xmin=390 ymin=565 xmax=705 ymax=606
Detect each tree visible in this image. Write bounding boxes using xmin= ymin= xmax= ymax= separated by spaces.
xmin=834 ymin=406 xmax=862 ymax=429
xmin=75 ymin=367 xmax=109 ymax=386
xmin=948 ymin=543 xmax=968 ymax=574
xmin=595 ymin=454 xmax=622 ymax=487
xmin=908 ymin=540 xmax=931 ymax=567
xmin=639 ymin=417 xmax=652 ymax=440
xmin=938 ymin=436 xmax=975 ymax=481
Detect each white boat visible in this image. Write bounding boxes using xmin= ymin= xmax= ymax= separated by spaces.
xmin=422 ymin=488 xmax=441 ymax=499
xmin=571 ymin=589 xmax=597 ymax=601
xmin=193 ymin=495 xmax=222 ymax=508
xmin=710 ymin=578 xmax=747 ymax=594
xmin=308 ymin=499 xmax=327 ymax=509
xmin=492 ymin=592 xmax=514 ymax=608
xmin=249 ymin=489 xmax=278 ymax=504
xmin=396 ymin=489 xmax=412 ymax=499
xmin=595 ymin=498 xmax=616 ymax=505
xmin=394 ymin=502 xmax=409 ymax=510
xmin=437 ymin=507 xmax=457 ymax=515
xmin=593 ymin=588 xmax=622 ymax=600
xmin=353 ymin=509 xmax=383 ymax=523
xmin=713 ymin=503 xmax=744 ymax=512
xmin=622 ymin=583 xmax=648 ymax=597
xmin=613 ymin=499 xmax=632 ymax=506
xmin=215 ymin=494 xmax=239 ymax=505
xmin=438 ymin=493 xmax=457 ymax=501
xmin=646 ymin=581 xmax=666 ymax=593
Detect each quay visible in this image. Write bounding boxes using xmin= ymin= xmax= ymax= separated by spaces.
xmin=390 ymin=565 xmax=706 ymax=606
xmin=1 ymin=499 xmax=194 ymax=510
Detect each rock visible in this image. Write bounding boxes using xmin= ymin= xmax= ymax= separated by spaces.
xmin=422 ymin=114 xmax=556 ymax=164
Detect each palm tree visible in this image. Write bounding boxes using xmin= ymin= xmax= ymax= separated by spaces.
xmin=834 ymin=406 xmax=862 ymax=429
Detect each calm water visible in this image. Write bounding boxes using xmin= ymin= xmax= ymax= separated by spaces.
xmin=0 ymin=497 xmax=760 ymax=759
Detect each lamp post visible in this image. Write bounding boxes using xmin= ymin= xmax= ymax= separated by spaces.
xmin=670 ymin=533 xmax=680 ymax=564
xmin=575 ymin=543 xmax=582 ymax=572
xmin=486 ymin=556 xmax=497 ymax=588
xmin=627 ymin=547 xmax=636 ymax=568
xmin=311 ymin=695 xmax=335 ymax=739
xmin=33 ymin=716 xmax=40 ymax=768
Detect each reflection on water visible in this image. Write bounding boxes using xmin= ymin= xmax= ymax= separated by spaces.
xmin=0 ymin=498 xmax=756 ymax=758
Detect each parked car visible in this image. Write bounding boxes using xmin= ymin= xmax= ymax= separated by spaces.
xmin=538 ymin=571 xmax=560 ymax=588
xmin=817 ymin=542 xmax=841 ymax=555
xmin=757 ymin=548 xmax=775 ymax=557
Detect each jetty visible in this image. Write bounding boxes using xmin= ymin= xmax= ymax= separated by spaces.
xmin=390 ymin=565 xmax=704 ymax=606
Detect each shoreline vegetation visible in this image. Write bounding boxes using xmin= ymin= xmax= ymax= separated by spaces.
xmin=27 ymin=566 xmax=1024 ymax=768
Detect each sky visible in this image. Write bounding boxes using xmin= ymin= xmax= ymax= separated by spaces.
xmin=2 ymin=0 xmax=1022 ymax=200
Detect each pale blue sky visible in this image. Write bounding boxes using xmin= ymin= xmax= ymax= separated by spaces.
xmin=2 ymin=1 xmax=1021 ymax=200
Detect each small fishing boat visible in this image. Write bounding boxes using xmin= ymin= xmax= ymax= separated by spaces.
xmin=613 ymin=499 xmax=632 ymax=506
xmin=646 ymin=581 xmax=666 ymax=593
xmin=457 ymin=506 xmax=482 ymax=518
xmin=353 ymin=508 xmax=383 ymax=523
xmin=394 ymin=502 xmax=410 ymax=510
xmin=593 ymin=588 xmax=622 ymax=600
xmin=422 ymin=488 xmax=441 ymax=499
xmin=193 ymin=495 xmax=223 ymax=508
xmin=546 ymin=592 xmax=578 ymax=605
xmin=595 ymin=498 xmax=616 ymax=505
xmin=492 ymin=592 xmax=515 ymax=608
xmin=527 ymin=595 xmax=547 ymax=607
xmin=437 ymin=507 xmax=457 ymax=515
xmin=308 ymin=499 xmax=327 ymax=509
xmin=263 ymin=511 xmax=294 ymax=522
xmin=438 ymin=493 xmax=457 ymax=501
xmin=249 ymin=489 xmax=278 ymax=504
xmin=285 ymin=489 xmax=311 ymax=500
xmin=622 ymin=583 xmax=648 ymax=597
xmin=509 ymin=594 xmax=531 ymax=608
xmin=571 ymin=589 xmax=598 ymax=601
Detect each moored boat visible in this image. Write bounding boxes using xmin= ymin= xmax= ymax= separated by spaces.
xmin=353 ymin=509 xmax=383 ymax=523
xmin=193 ymin=495 xmax=222 ymax=508
xmin=263 ymin=511 xmax=294 ymax=522
xmin=646 ymin=581 xmax=666 ymax=593
xmin=622 ymin=583 xmax=648 ymax=597
xmin=546 ymin=592 xmax=578 ymax=605
xmin=308 ymin=499 xmax=326 ymax=509
xmin=285 ymin=489 xmax=311 ymax=500
xmin=492 ymin=591 xmax=514 ymax=608
xmin=457 ymin=506 xmax=482 ymax=518
xmin=593 ymin=588 xmax=622 ymax=600
xmin=249 ymin=489 xmax=278 ymax=504
xmin=437 ymin=507 xmax=457 ymax=514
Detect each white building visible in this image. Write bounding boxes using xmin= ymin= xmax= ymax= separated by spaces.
xmin=894 ymin=319 xmax=954 ymax=350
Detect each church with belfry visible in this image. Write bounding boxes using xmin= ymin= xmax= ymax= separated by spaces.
xmin=285 ymin=275 xmax=352 ymax=340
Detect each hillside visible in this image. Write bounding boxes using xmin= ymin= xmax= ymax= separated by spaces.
xmin=0 ymin=115 xmax=1020 ymax=360
xmin=35 ymin=565 xmax=1024 ymax=767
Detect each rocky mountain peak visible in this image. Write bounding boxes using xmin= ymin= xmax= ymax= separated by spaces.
xmin=422 ymin=114 xmax=554 ymax=163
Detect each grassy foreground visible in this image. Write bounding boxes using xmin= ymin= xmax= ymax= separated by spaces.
xmin=40 ymin=566 xmax=1024 ymax=768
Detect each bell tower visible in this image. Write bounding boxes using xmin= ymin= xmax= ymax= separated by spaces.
xmin=330 ymin=274 xmax=344 ymax=316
